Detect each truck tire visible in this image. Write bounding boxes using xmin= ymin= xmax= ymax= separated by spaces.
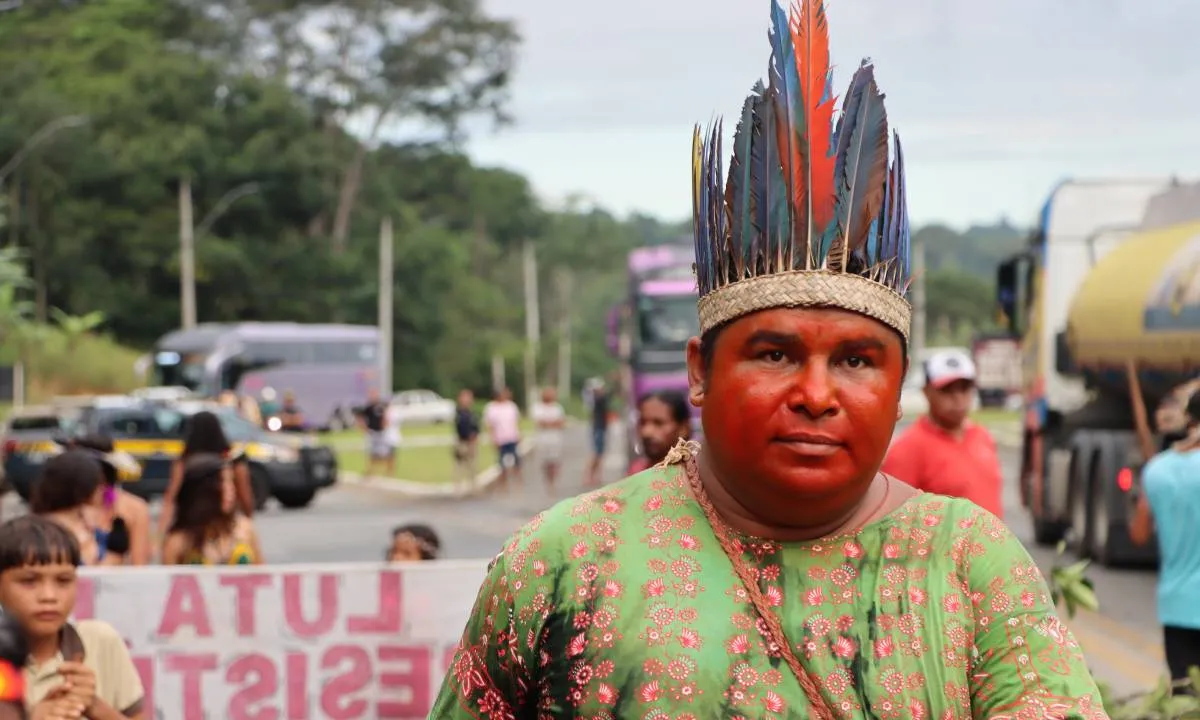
xmin=274 ymin=487 xmax=316 ymax=510
xmin=1086 ymin=431 xmax=1140 ymax=567
xmin=1030 ymin=431 xmax=1070 ymax=546
xmin=1066 ymin=431 xmax=1100 ymax=558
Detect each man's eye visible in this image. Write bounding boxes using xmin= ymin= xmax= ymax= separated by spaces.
xmin=761 ymin=351 xmax=787 ymax=363
xmin=844 ymin=355 xmax=869 ymax=369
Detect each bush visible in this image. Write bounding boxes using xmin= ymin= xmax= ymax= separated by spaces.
xmin=0 ymin=325 xmax=143 ymax=401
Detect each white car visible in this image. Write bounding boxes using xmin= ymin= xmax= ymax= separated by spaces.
xmin=389 ymin=390 xmax=456 ymax=425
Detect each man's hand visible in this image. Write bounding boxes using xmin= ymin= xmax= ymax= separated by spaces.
xmin=57 ymin=661 xmax=96 ymax=715
xmin=30 ymin=684 xmax=86 ymax=720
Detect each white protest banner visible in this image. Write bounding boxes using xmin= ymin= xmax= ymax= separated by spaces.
xmin=75 ymin=561 xmax=489 ymax=719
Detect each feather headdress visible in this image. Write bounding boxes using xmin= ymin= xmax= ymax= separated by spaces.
xmin=692 ymin=0 xmax=912 ymax=339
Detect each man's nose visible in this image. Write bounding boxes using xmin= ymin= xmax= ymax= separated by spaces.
xmin=788 ymin=363 xmax=839 ymax=418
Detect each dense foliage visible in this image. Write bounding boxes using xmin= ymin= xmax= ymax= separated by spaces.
xmin=0 ymin=0 xmax=1005 ymax=399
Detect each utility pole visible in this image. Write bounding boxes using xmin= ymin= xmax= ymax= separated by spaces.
xmin=378 ymin=216 xmax=394 ymax=397
xmin=910 ymin=233 xmax=927 ymax=362
xmin=179 ymin=178 xmax=196 ymax=329
xmin=555 ymin=268 xmax=573 ymax=401
xmin=179 ymin=181 xmax=260 ymax=330
xmin=522 ymin=240 xmax=540 ymax=410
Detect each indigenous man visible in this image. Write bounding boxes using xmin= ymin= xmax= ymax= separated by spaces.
xmin=431 ymin=1 xmax=1108 ymax=717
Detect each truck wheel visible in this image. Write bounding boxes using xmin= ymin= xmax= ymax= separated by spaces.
xmin=1066 ymin=432 xmax=1099 ymax=558
xmin=274 ymin=487 xmax=316 ymax=510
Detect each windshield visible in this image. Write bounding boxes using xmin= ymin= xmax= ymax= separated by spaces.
xmin=153 ymin=352 xmax=208 ymax=391
xmin=636 ymin=294 xmax=699 ymax=347
xmin=212 ymin=408 xmax=261 ymax=442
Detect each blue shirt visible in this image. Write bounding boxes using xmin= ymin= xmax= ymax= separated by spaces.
xmin=1143 ymin=448 xmax=1200 ymax=629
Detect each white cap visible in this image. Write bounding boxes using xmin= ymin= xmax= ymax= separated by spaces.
xmin=924 ymin=349 xmax=977 ymax=389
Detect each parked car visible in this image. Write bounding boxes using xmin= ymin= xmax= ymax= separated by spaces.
xmin=3 ymin=397 xmax=336 ymax=510
xmin=388 ymin=390 xmax=456 ymax=425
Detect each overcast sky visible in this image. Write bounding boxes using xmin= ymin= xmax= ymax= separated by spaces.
xmin=433 ymin=0 xmax=1197 ymax=228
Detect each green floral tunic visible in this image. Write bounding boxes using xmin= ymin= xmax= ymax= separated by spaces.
xmin=432 ymin=465 xmax=1109 ymax=719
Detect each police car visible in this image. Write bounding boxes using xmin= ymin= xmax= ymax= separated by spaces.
xmin=3 ymin=395 xmax=337 ymax=509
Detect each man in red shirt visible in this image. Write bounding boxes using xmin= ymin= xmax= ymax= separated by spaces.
xmin=883 ymin=349 xmax=1005 ymax=518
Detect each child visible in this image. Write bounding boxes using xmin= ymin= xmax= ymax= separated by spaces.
xmin=56 ymin=436 xmax=150 ymax=567
xmin=162 ymin=454 xmax=263 ymax=566
xmin=30 ymin=452 xmax=126 ymax=568
xmin=0 ymin=516 xmax=144 ymax=719
xmin=386 ymin=524 xmax=441 ymax=562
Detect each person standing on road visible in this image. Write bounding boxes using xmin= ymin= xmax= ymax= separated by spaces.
xmin=482 ymin=387 xmax=523 ymax=490
xmin=452 ymin=390 xmax=480 ymax=491
xmin=432 ymin=5 xmax=1105 ymax=713
xmin=30 ymin=452 xmax=127 ymax=568
xmin=357 ymin=389 xmax=394 ymax=478
xmin=279 ymin=390 xmax=305 ymax=432
xmin=627 ymin=390 xmax=692 ymax=475
xmin=159 ymin=411 xmax=257 ymax=547
xmin=162 ymin=454 xmax=264 ymax=566
xmin=530 ymin=387 xmax=566 ymax=497
xmin=584 ymin=381 xmax=610 ymax=488
xmin=1131 ymin=390 xmax=1200 ymax=687
xmin=57 ymin=434 xmax=151 ymax=567
xmin=882 ymin=348 xmax=1005 ymax=519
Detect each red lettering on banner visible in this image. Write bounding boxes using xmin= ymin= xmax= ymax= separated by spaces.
xmin=227 ymin=653 xmax=279 ymax=720
xmin=133 ymin=656 xmax=153 ymax=716
xmin=163 ymin=653 xmax=218 ymax=720
xmin=346 ymin=570 xmax=401 ymax=634
xmin=320 ymin=645 xmax=370 ymax=719
xmin=376 ymin=646 xmax=431 ymax=718
xmin=285 ymin=651 xmax=308 ymax=719
xmin=73 ymin=578 xmax=94 ymax=621
xmin=442 ymin=645 xmax=457 ymax=675
xmin=220 ymin=574 xmax=271 ymax=636
xmin=157 ymin=576 xmax=213 ymax=638
xmin=283 ymin=573 xmax=338 ymax=637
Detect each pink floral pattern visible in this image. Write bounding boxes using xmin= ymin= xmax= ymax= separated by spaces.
xmin=432 ymin=466 xmax=1110 ymax=719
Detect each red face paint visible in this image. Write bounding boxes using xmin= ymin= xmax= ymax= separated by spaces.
xmin=694 ymin=307 xmax=905 ymax=527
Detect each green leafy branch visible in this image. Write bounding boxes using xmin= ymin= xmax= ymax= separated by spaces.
xmin=1048 ymin=542 xmax=1199 ymax=718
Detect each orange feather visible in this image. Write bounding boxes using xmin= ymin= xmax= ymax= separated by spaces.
xmin=790 ymin=0 xmax=837 ymax=233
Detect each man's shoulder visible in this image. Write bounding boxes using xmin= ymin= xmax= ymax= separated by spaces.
xmin=903 ymin=493 xmax=1010 ymax=540
xmin=494 ymin=466 xmax=680 ymax=566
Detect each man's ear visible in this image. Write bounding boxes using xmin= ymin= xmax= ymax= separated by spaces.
xmin=685 ymin=336 xmax=706 ymax=408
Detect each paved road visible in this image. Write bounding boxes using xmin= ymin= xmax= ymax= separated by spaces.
xmin=3 ymin=420 xmax=1163 ymax=695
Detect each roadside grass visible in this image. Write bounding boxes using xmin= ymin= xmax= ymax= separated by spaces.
xmin=972 ymin=407 xmax=1020 ymax=426
xmin=2 ymin=329 xmax=143 ymax=403
xmin=336 ymin=443 xmax=459 ymax=485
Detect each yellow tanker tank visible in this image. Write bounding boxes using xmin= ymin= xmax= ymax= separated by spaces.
xmin=1067 ymin=220 xmax=1200 ymax=370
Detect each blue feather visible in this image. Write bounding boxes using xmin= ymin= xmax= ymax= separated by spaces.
xmin=827 ymin=68 xmax=888 ymax=271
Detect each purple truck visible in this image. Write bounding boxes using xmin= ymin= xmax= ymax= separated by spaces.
xmin=607 ymin=243 xmax=701 ymax=469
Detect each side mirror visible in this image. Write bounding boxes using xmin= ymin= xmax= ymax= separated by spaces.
xmin=995 ymin=260 xmax=1021 ymax=336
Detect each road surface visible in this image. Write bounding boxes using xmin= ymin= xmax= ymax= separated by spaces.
xmin=2 ymin=420 xmax=1164 ymax=696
